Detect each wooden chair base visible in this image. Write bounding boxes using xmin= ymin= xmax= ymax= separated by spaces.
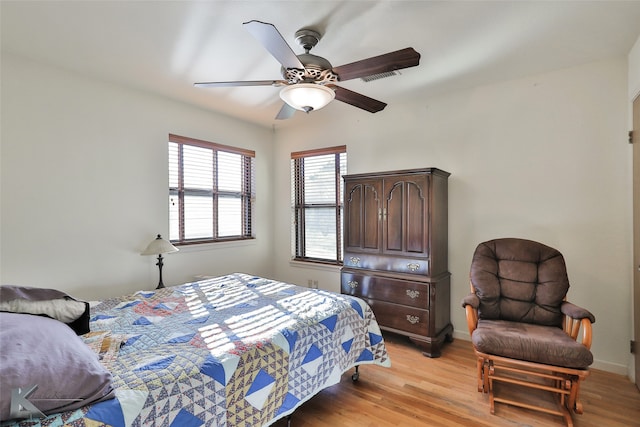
xmin=476 ymin=351 xmax=589 ymax=427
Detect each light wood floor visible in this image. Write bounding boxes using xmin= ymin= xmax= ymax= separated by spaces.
xmin=273 ymin=332 xmax=640 ymax=427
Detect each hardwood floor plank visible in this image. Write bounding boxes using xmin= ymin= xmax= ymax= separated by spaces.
xmin=273 ymin=332 xmax=640 ymax=427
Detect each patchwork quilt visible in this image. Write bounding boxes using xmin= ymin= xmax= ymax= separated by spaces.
xmin=3 ymin=273 xmax=390 ymax=427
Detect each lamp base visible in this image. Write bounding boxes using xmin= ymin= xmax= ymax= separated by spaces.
xmin=156 ymin=254 xmax=165 ymax=289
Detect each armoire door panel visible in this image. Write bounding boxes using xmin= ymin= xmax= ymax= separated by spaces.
xmin=345 ymin=184 xmax=363 ymax=249
xmin=363 ymin=184 xmax=381 ymax=249
xmin=405 ymin=178 xmax=428 ymax=254
xmin=384 ymin=181 xmax=404 ymax=252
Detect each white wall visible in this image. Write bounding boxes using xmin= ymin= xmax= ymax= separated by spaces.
xmin=273 ymin=58 xmax=632 ymax=374
xmin=0 ymin=54 xmax=275 ymax=300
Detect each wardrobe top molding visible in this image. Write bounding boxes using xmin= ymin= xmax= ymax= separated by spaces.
xmin=342 ymin=167 xmax=451 ymax=179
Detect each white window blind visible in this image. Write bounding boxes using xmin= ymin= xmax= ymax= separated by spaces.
xmin=169 ymin=134 xmax=255 ymax=245
xmin=291 ymin=146 xmax=346 ymax=264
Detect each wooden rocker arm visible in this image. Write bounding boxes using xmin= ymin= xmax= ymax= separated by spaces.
xmin=561 ymin=301 xmax=595 ymax=350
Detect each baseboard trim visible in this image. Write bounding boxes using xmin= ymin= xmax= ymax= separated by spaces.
xmin=591 ymin=359 xmax=629 ymax=376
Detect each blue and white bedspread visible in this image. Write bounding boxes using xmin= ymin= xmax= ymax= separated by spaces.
xmin=7 ymin=273 xmax=390 ymax=427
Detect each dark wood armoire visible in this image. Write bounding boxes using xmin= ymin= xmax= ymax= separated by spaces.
xmin=340 ymin=167 xmax=452 ymax=357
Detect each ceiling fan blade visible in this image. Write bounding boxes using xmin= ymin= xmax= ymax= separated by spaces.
xmin=194 ymin=80 xmax=287 ymax=88
xmin=332 ymin=47 xmax=420 ymax=82
xmin=243 ymin=20 xmax=305 ymax=70
xmin=275 ymin=103 xmax=296 ymax=120
xmin=327 ymin=85 xmax=387 ymax=113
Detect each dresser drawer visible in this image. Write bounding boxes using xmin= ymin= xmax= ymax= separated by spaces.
xmin=341 ymin=272 xmax=429 ymax=309
xmin=366 ymin=299 xmax=429 ymax=336
xmin=344 ymin=252 xmax=429 ymax=276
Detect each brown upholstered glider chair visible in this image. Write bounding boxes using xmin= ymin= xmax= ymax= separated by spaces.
xmin=461 ymin=238 xmax=595 ymax=427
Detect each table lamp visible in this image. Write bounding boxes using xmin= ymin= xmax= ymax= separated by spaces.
xmin=141 ymin=234 xmax=179 ymax=289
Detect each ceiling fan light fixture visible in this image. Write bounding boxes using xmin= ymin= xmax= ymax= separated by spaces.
xmin=279 ymin=83 xmax=335 ymax=113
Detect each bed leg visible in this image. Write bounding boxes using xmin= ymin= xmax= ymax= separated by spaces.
xmin=352 ymin=365 xmax=360 ymax=381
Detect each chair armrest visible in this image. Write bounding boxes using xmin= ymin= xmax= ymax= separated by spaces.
xmin=561 ymin=301 xmax=595 ymax=323
xmin=561 ymin=301 xmax=595 ymax=350
xmin=461 ymin=293 xmax=480 ymax=335
xmin=461 ymin=293 xmax=479 ymax=309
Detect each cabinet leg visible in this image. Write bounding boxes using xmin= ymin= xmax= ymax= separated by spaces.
xmin=408 ymin=324 xmax=453 ymax=358
xmin=409 ymin=337 xmax=442 ymax=358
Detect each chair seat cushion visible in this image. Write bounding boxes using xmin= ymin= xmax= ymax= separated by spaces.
xmin=472 ymin=319 xmax=593 ymax=369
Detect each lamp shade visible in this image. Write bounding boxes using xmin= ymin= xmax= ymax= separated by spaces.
xmin=279 ymin=83 xmax=335 ymax=113
xmin=141 ymin=234 xmax=179 ymax=256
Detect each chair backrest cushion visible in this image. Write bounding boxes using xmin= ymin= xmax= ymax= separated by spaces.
xmin=470 ymin=238 xmax=569 ymax=327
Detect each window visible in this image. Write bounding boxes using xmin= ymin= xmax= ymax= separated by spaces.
xmin=291 ymin=145 xmax=346 ymax=264
xmin=169 ymin=134 xmax=255 ymax=245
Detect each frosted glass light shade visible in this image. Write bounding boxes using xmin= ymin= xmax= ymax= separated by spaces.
xmin=141 ymin=234 xmax=179 ymax=255
xmin=279 ymin=83 xmax=335 ymax=113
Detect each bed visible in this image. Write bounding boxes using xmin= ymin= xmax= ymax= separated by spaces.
xmin=0 ymin=273 xmax=390 ymax=426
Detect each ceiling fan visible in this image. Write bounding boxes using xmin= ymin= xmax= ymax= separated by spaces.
xmin=195 ymin=20 xmax=421 ymax=120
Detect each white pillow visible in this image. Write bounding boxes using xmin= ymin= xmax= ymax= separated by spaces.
xmin=0 ymin=298 xmax=86 ymax=323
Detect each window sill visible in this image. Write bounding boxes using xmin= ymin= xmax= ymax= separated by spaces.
xmin=289 ymin=260 xmax=343 ymax=272
xmin=175 ymin=239 xmax=256 ymax=253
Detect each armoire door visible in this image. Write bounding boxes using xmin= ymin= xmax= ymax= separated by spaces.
xmin=383 ymin=173 xmax=430 ymax=258
xmin=344 ymin=179 xmax=383 ymax=254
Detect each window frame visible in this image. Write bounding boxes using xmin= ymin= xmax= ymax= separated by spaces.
xmin=291 ymin=145 xmax=346 ymax=265
xmin=169 ymin=133 xmax=255 ymax=246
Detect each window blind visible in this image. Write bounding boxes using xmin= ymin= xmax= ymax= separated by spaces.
xmin=169 ymin=134 xmax=255 ymax=245
xmin=291 ymin=145 xmax=346 ymax=263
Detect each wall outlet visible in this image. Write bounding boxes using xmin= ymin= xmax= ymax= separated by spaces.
xmin=307 ymin=279 xmax=313 ymax=287
xmin=312 ymin=280 xmax=319 ymax=289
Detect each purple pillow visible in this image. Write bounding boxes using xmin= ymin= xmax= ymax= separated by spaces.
xmin=0 ymin=312 xmax=114 ymax=421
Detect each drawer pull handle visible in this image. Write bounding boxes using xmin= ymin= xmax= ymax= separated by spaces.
xmin=406 ymin=315 xmax=420 ymax=325
xmin=407 ymin=263 xmax=420 ymax=272
xmin=350 ymin=257 xmax=361 ymax=266
xmin=348 ymin=280 xmax=358 ymax=289
xmin=406 ymin=290 xmax=420 ymax=299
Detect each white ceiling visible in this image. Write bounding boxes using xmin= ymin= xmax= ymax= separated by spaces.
xmin=2 ymin=1 xmax=640 ymax=128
